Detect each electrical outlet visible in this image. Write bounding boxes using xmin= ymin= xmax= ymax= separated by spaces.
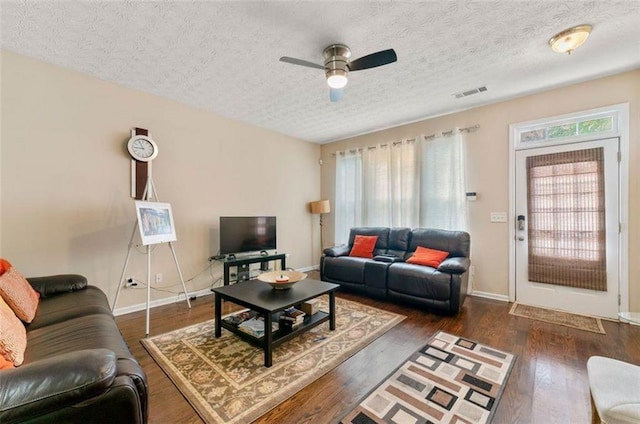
xmin=125 ymin=278 xmax=134 ymax=288
xmin=155 ymin=273 xmax=163 ymax=283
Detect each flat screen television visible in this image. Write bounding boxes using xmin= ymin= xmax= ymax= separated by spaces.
xmin=219 ymin=216 xmax=276 ymax=255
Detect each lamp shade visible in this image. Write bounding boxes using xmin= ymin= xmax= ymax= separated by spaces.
xmin=310 ymin=200 xmax=331 ymax=214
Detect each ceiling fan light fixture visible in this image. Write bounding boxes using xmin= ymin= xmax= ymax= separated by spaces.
xmin=327 ymin=70 xmax=348 ymax=88
xmin=549 ymin=24 xmax=592 ymax=54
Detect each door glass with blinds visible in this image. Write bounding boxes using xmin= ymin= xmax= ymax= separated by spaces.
xmin=526 ymin=147 xmax=606 ymax=291
xmin=515 ymin=138 xmax=619 ymax=319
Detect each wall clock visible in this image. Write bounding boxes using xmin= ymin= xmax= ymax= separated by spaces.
xmin=127 ymin=134 xmax=158 ymax=162
xmin=128 ymin=128 xmax=154 ymax=200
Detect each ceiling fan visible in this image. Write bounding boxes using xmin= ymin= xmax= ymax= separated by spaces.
xmin=280 ymin=44 xmax=397 ymax=102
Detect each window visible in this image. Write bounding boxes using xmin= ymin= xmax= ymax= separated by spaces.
xmin=517 ymin=112 xmax=616 ymax=146
xmin=334 ymin=133 xmax=467 ymax=244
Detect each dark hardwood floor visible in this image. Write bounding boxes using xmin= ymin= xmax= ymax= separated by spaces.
xmin=115 ymin=274 xmax=640 ymax=424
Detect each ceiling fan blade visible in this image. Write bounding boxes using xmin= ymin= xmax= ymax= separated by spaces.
xmin=348 ymin=49 xmax=397 ymax=71
xmin=330 ymin=87 xmax=344 ymax=102
xmin=279 ymin=56 xmax=325 ymax=70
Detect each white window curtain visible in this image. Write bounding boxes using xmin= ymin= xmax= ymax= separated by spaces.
xmin=334 ymin=150 xmax=363 ymax=245
xmin=419 ymin=131 xmax=468 ymax=230
xmin=362 ymin=141 xmax=420 ymax=228
xmin=334 ymin=131 xmax=467 ymax=244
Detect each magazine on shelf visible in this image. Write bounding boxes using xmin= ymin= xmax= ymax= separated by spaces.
xmin=222 ymin=310 xmax=258 ymax=327
xmin=238 ymin=316 xmax=278 ymax=338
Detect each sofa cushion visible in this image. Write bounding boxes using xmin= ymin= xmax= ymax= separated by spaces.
xmin=28 ymin=286 xmax=113 ymax=330
xmin=0 ymin=296 xmax=27 ymax=366
xmin=406 ymin=246 xmax=450 ymax=268
xmin=322 ymin=256 xmax=369 ymax=285
xmin=408 ymin=228 xmax=470 ymax=259
xmin=387 ymin=263 xmax=452 ymax=301
xmin=588 ymin=356 xmax=640 ymax=424
xmin=0 ymin=267 xmax=40 ymax=323
xmin=25 ymin=314 xmax=136 ymax=364
xmin=349 ymin=235 xmax=378 ymax=258
xmin=387 ymin=227 xmax=411 ymax=257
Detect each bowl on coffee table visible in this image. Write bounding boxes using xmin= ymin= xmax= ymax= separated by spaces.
xmin=257 ymin=270 xmax=307 ymax=290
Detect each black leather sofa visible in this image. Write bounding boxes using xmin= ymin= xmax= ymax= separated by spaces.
xmin=0 ymin=274 xmax=147 ymax=424
xmin=321 ymin=227 xmax=470 ymax=314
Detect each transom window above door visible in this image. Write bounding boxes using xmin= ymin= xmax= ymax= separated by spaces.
xmin=515 ymin=109 xmax=620 ymax=150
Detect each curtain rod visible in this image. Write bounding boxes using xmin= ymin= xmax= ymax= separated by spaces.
xmin=331 ymin=124 xmax=480 ymax=156
xmin=423 ymin=124 xmax=480 ymax=140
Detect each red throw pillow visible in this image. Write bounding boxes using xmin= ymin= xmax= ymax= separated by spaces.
xmin=349 ymin=235 xmax=379 ymax=258
xmin=406 ymin=246 xmax=450 ymax=268
xmin=0 ymin=259 xmax=11 ymax=277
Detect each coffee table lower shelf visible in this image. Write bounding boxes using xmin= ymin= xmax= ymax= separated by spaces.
xmin=220 ymin=311 xmax=330 ymax=348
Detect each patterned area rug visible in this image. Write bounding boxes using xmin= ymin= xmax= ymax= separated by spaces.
xmin=142 ymin=297 xmax=405 ymax=423
xmin=509 ymin=302 xmax=605 ymax=334
xmin=342 ymin=331 xmax=516 ymax=424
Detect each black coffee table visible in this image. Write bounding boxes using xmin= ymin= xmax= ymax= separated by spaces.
xmin=213 ymin=278 xmax=339 ymax=367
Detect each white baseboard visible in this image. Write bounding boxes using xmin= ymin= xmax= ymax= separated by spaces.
xmin=299 ymin=265 xmax=319 ymax=272
xmin=113 ymin=287 xmax=213 ymax=317
xmin=113 ymin=266 xmax=320 ymax=317
xmin=470 ymin=290 xmax=510 ymax=302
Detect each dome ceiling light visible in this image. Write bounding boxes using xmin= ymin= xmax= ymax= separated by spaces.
xmin=549 ymin=24 xmax=593 ymax=55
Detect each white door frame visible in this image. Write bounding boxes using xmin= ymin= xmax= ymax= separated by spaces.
xmin=508 ymin=103 xmax=629 ymax=313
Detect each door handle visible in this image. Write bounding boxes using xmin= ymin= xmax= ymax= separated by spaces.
xmin=517 ymin=215 xmax=526 ymax=231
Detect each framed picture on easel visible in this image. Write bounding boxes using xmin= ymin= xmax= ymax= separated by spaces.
xmin=135 ymin=201 xmax=177 ymax=245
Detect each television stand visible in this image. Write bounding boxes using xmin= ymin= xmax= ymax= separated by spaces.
xmin=223 ymin=253 xmax=286 ymax=286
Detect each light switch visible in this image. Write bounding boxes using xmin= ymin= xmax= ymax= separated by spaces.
xmin=490 ymin=212 xmax=507 ymax=223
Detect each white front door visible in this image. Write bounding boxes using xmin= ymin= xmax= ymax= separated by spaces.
xmin=515 ymin=138 xmax=619 ymax=319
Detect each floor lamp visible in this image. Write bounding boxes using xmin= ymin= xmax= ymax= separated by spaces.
xmin=310 ymin=200 xmax=331 ymax=252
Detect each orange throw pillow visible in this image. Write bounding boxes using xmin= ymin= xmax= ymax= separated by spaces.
xmin=0 ymin=295 xmax=26 ymax=366
xmin=0 ymin=355 xmax=15 ymax=370
xmin=406 ymin=246 xmax=450 ymax=268
xmin=349 ymin=235 xmax=378 ymax=258
xmin=0 ymin=258 xmax=11 ymax=276
xmin=0 ymin=267 xmax=40 ymax=323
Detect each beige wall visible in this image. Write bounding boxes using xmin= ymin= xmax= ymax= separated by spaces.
xmin=0 ymin=50 xmax=322 ymax=310
xmin=320 ymin=70 xmax=640 ymax=310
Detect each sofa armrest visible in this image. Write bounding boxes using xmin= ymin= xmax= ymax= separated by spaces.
xmin=0 ymin=349 xmax=116 ymax=423
xmin=437 ymin=257 xmax=470 ymax=274
xmin=323 ymin=245 xmax=351 ymax=257
xmin=27 ymin=274 xmax=88 ymax=298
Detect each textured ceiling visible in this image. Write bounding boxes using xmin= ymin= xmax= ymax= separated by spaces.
xmin=1 ymin=1 xmax=639 ymax=144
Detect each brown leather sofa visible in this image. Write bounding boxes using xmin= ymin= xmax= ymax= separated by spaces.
xmin=321 ymin=227 xmax=471 ymax=314
xmin=0 ymin=274 xmax=147 ymax=424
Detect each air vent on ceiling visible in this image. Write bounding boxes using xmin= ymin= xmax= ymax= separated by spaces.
xmin=453 ymin=86 xmax=487 ymax=99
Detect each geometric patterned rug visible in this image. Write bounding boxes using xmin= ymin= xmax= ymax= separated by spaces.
xmin=341 ymin=331 xmax=516 ymax=424
xmin=141 ymin=297 xmax=405 ymax=423
xmin=509 ymin=302 xmax=606 ymax=334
